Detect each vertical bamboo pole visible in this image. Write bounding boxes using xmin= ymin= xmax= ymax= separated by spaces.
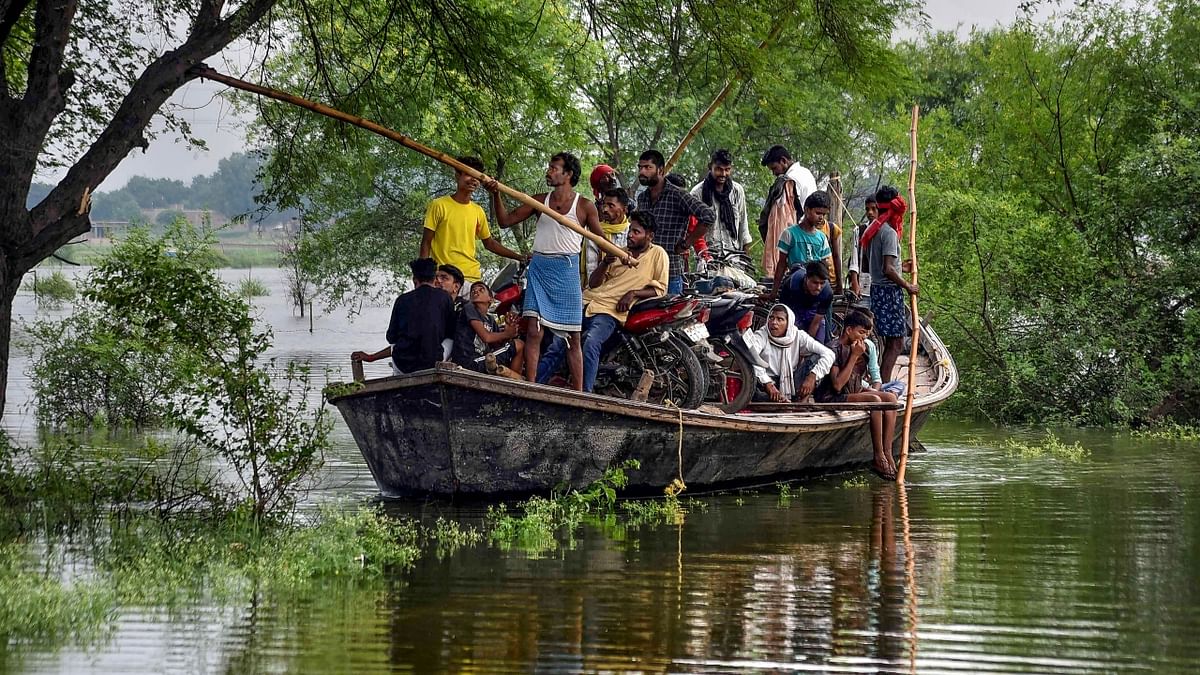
xmin=897 ymin=105 xmax=921 ymax=484
xmin=827 ymin=172 xmax=843 ymax=290
xmin=898 ymin=481 xmax=919 ymax=672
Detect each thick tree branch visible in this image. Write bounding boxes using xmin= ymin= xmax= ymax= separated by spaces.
xmin=0 ymin=0 xmax=33 ymax=53
xmin=22 ymin=0 xmax=276 ymax=269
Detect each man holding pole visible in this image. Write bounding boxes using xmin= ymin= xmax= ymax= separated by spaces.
xmin=862 ymin=185 xmax=918 ymax=382
xmin=489 ymin=152 xmax=606 ymax=390
xmin=690 ymin=149 xmax=751 ymax=258
xmin=419 ymin=156 xmax=526 ymax=291
xmin=635 ymin=149 xmax=716 ymax=295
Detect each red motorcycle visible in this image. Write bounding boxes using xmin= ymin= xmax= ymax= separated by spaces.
xmin=592 ymin=294 xmax=709 ymax=409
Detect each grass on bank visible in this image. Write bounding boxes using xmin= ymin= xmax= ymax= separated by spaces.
xmin=51 ymin=242 xmax=279 ymax=269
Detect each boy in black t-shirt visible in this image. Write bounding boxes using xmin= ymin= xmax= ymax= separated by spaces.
xmin=450 ymin=281 xmax=524 ymax=374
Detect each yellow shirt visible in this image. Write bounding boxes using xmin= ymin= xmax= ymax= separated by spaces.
xmin=583 ymin=244 xmax=669 ymax=324
xmin=424 ymin=195 xmax=492 ymax=282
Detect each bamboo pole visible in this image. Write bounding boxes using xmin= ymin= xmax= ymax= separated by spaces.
xmin=190 ymin=65 xmax=634 ymax=265
xmin=827 ymin=171 xmax=843 ymax=290
xmin=662 ymin=22 xmax=785 ymax=174
xmin=897 ymin=105 xmax=921 ymax=484
xmin=897 ymin=481 xmax=919 ymax=672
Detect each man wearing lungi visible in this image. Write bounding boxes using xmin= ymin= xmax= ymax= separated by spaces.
xmin=489 ymin=152 xmax=606 ymax=390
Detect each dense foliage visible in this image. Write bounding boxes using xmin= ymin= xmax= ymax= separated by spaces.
xmin=248 ymin=0 xmax=1197 ymax=426
xmin=23 ymin=223 xmax=330 ymax=515
xmin=902 ymin=1 xmax=1199 ymax=425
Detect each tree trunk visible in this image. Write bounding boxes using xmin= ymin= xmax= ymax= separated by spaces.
xmin=0 ymin=261 xmax=17 ymax=420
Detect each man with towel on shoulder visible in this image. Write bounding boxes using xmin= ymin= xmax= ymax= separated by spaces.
xmin=488 ymin=152 xmax=606 ymax=390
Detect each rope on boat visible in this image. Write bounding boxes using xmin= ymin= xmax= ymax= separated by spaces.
xmin=664 ymin=400 xmax=687 ymax=497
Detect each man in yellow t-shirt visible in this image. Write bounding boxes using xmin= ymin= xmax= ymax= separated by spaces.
xmin=419 ymin=156 xmax=525 ymax=285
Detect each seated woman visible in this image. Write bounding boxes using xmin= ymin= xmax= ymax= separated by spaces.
xmin=814 ymin=309 xmax=900 ymax=480
xmin=450 ymin=281 xmax=524 ymax=374
xmin=747 ymin=304 xmax=834 ymax=403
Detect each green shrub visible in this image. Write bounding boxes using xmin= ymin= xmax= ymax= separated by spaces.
xmin=23 ymin=270 xmax=76 ymax=307
xmin=235 ymin=276 xmax=270 ymax=297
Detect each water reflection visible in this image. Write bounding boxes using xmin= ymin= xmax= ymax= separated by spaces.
xmin=8 ymin=270 xmax=1200 ymax=673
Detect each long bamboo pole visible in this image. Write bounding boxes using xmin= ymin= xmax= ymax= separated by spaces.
xmin=662 ymin=22 xmax=785 ymax=174
xmin=190 ymin=65 xmax=634 ymax=265
xmin=897 ymin=105 xmax=921 ymax=484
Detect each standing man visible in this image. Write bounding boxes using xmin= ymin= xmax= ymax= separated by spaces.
xmin=848 ymin=195 xmax=878 ymax=301
xmin=419 ymin=156 xmax=525 ymax=288
xmin=635 ymin=149 xmax=716 ymax=295
xmin=384 ymin=258 xmax=457 ymax=375
xmin=690 ymin=149 xmax=751 ymax=258
xmin=489 ymin=152 xmax=606 ymax=390
xmin=581 ymin=187 xmax=632 ymax=285
xmin=757 ymin=145 xmax=818 ymax=280
xmin=863 ymin=186 xmax=918 ymax=381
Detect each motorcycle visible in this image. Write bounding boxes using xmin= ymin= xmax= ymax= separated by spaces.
xmin=590 ymin=294 xmax=709 ymax=409
xmin=494 ymin=262 xmax=708 ymax=408
xmin=695 ymin=291 xmax=759 ymax=413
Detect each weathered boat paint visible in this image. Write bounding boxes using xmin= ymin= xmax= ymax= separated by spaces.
xmin=331 ymin=325 xmax=957 ymax=497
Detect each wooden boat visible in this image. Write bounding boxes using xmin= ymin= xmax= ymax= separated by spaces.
xmin=327 ymin=320 xmax=958 ymax=498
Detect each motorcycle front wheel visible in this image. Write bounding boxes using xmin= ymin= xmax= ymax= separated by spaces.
xmin=596 ymin=334 xmax=707 ymax=409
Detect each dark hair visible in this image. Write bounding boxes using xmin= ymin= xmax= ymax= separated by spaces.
xmin=550 ymin=152 xmax=581 ymax=186
xmin=410 ymin=257 xmax=437 ymax=282
xmin=639 ymin=149 xmax=665 ymax=169
xmin=804 ymin=191 xmax=830 ymax=211
xmin=629 ymin=210 xmax=657 ymax=234
xmin=875 ymin=185 xmax=900 ymax=204
xmin=844 ymin=310 xmax=873 ymax=330
xmin=853 ymin=307 xmax=874 ymax=320
xmin=804 ymin=260 xmax=829 ymax=281
xmin=601 ymin=187 xmax=630 ymax=207
xmin=470 ymin=280 xmax=491 ymax=294
xmin=864 ymin=195 xmax=878 ymax=206
xmin=456 ymin=156 xmax=485 ymax=174
xmin=664 ymin=172 xmax=686 ymax=188
xmin=710 ymin=148 xmax=733 ymax=166
xmin=438 ymin=264 xmax=465 ymax=286
xmin=760 ymin=144 xmax=791 ymax=165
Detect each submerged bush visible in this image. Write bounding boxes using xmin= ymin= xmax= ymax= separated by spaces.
xmin=1002 ymin=432 xmax=1091 ymax=462
xmin=23 ymin=312 xmax=190 ymax=428
xmin=24 ymin=223 xmax=331 ymax=518
xmin=235 ymin=276 xmax=270 ymax=297
xmin=23 ymin=269 xmax=77 ymax=307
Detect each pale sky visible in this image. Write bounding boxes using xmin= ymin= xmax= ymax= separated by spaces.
xmin=81 ymin=0 xmax=1053 ymax=190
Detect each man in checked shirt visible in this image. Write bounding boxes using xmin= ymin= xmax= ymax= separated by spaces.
xmin=634 ymin=150 xmax=716 ymax=295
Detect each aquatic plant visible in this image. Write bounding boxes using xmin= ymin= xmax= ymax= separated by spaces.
xmin=487 ymin=461 xmax=688 ymax=555
xmin=1002 ymin=432 xmax=1091 ymax=462
xmin=0 ymin=545 xmax=116 ymax=646
xmin=841 ymin=475 xmax=869 ymax=489
xmin=23 ymin=269 xmax=76 ymax=307
xmin=235 ymin=276 xmax=270 ymax=297
xmin=1132 ymin=423 xmax=1200 ymax=442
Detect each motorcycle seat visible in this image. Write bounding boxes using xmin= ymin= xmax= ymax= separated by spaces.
xmin=630 ymin=295 xmax=682 ymax=311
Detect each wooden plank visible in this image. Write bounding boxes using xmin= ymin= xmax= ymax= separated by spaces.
xmin=745 ymin=401 xmax=904 ymax=412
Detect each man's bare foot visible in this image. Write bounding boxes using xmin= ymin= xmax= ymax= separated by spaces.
xmin=871 ymin=453 xmax=898 ymax=481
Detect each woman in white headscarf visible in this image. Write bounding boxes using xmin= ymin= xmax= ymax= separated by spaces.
xmin=746 ymin=303 xmax=834 ymax=402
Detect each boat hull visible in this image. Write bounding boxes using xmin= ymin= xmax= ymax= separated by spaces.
xmin=332 ymin=325 xmax=957 ymax=498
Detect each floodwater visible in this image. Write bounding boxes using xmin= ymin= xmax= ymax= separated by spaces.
xmin=6 ymin=268 xmax=1200 ymax=673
